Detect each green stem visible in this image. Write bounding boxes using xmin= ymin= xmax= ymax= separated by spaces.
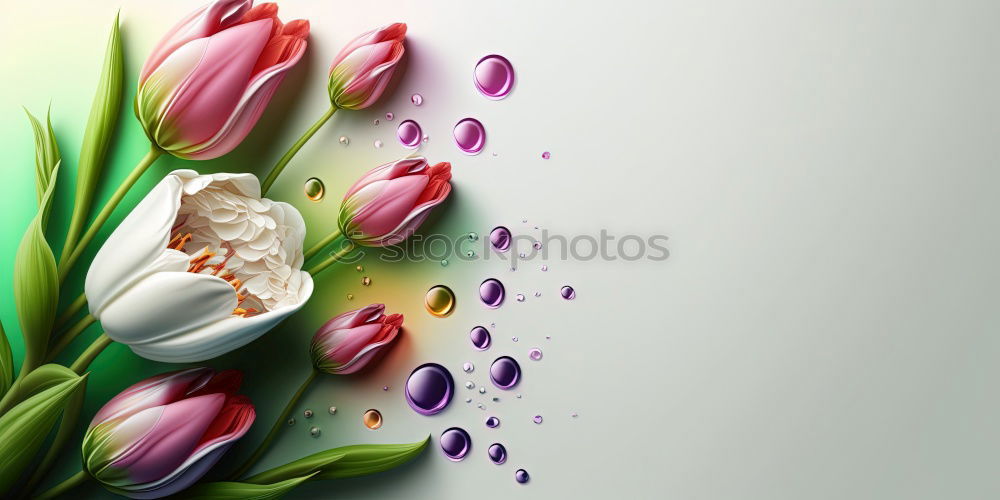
xmin=303 ymin=228 xmax=343 ymax=261
xmin=305 ymin=242 xmax=355 ymax=276
xmin=35 ymin=470 xmax=89 ymax=500
xmin=21 ymin=385 xmax=87 ymax=498
xmin=260 ymin=106 xmax=336 ymax=196
xmin=69 ymin=333 xmax=112 ymax=374
xmin=231 ymin=370 xmax=317 ymax=479
xmin=59 ymin=146 xmax=162 ymax=283
xmin=47 ymin=314 xmax=95 ymax=361
xmin=54 ymin=292 xmax=88 ymax=330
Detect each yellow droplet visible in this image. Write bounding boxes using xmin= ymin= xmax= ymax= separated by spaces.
xmin=362 ymin=276 xmax=371 ymax=286
xmin=424 ymin=285 xmax=455 ymax=317
xmin=304 ymin=177 xmax=325 ymax=201
xmin=347 ymin=294 xmax=353 ymax=300
xmin=363 ymin=409 xmax=383 ymax=430
xmin=356 ymin=265 xmax=364 ymax=272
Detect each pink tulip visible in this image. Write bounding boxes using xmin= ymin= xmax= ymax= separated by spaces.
xmin=338 ymin=157 xmax=452 ymax=247
xmin=327 ymin=23 xmax=407 ymax=110
xmin=82 ymin=368 xmax=255 ymax=498
xmin=310 ymin=304 xmax=403 ymax=374
xmin=136 ymin=1 xmax=309 ymax=160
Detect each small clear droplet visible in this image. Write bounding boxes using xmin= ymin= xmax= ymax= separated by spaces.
xmin=541 ymin=265 xmax=548 ymax=271
xmin=512 ymin=336 xmax=519 ymax=342
xmin=491 ymin=397 xmax=500 ymax=402
xmin=440 ymin=259 xmax=449 ymax=267
xmin=339 ymin=135 xmax=350 ymax=145
xmin=373 ymin=118 xmax=380 ymax=125
xmin=363 ymin=409 xmax=383 ymax=429
xmin=382 ymin=385 xmax=389 ymax=391
xmin=478 ymin=387 xmax=486 ymax=394
xmin=425 ymin=285 xmax=456 ymax=317
xmin=465 ymin=397 xmax=472 ymax=403
xmin=287 ymin=417 xmax=296 ymax=426
xmin=411 ymin=93 xmax=423 ymax=106
xmin=519 ymin=252 xmax=526 ymax=258
xmin=533 ymin=415 xmax=543 ymax=424
xmin=466 ymin=250 xmax=476 ymax=258
xmin=362 ymin=276 xmax=371 ymax=286
xmin=542 ymin=151 xmax=551 ymax=159
xmin=571 ymin=412 xmax=579 ymax=418
xmin=422 ymin=135 xmax=429 ymax=143
xmin=516 ymin=394 xmax=522 ymax=399
xmin=534 ymin=292 xmax=541 ymax=297
xmin=328 ymin=406 xmax=338 ymax=415
xmin=304 ymin=177 xmax=325 ymax=202
xmin=310 ymin=426 xmax=321 ymax=437
xmin=560 ymin=286 xmax=576 ymax=300
xmin=545 ymin=335 xmax=551 ymax=340
xmin=374 ymin=139 xmax=383 ymax=148
xmin=477 ymin=403 xmax=485 ymax=409
xmin=529 ymin=348 xmax=542 ymax=361
xmin=303 ymin=409 xmax=314 ymax=418
xmin=463 ymin=362 xmax=474 ymax=373
xmin=385 ymin=112 xmax=394 ymax=120
xmin=515 ymin=469 xmax=530 ymax=484
xmin=533 ymin=242 xmax=542 ymax=250
xmin=468 ymin=232 xmax=479 ymax=241
xmin=516 ymin=293 xmax=525 ymax=302
xmin=465 ymin=381 xmax=475 ymax=389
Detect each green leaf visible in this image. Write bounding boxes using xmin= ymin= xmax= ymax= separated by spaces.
xmin=0 ymin=374 xmax=86 ymax=495
xmin=24 ymin=107 xmax=61 ymax=209
xmin=14 ymin=162 xmax=60 ymax=375
xmin=0 ymin=321 xmax=12 ymax=399
xmin=246 ymin=436 xmax=430 ymax=485
xmin=0 ymin=363 xmax=79 ymax=416
xmin=63 ymin=12 xmax=124 ymax=259
xmin=178 ymin=474 xmax=316 ymax=500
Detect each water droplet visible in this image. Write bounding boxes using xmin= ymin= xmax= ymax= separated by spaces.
xmin=303 ymin=409 xmax=314 ymax=418
xmin=362 ymin=276 xmax=371 ymax=286
xmin=478 ymin=387 xmax=486 ymax=394
xmin=463 ymin=362 xmax=474 ymax=373
xmin=287 ymin=417 xmax=296 ymax=426
xmin=422 ymin=134 xmax=429 ymax=143
xmin=396 ymin=119 xmax=422 ymax=149
xmin=356 ymin=265 xmax=364 ymax=272
xmin=363 ymin=409 xmax=383 ymax=429
xmin=453 ymin=118 xmax=486 ymax=155
xmin=491 ymin=396 xmax=500 ymax=402
xmin=310 ymin=426 xmax=321 ymax=437
xmin=512 ymin=336 xmax=519 ymax=342
xmin=519 ymin=252 xmax=526 ymax=258
xmin=373 ymin=139 xmax=383 ymax=148
xmin=411 ymin=93 xmax=423 ymax=106
xmin=440 ymin=427 xmax=471 ymax=461
xmin=304 ymin=177 xmax=325 ymax=201
xmin=541 ymin=151 xmax=551 ymax=159
xmin=486 ymin=416 xmax=500 ymax=428
xmin=516 ymin=394 xmax=522 ymax=399
xmin=571 ymin=412 xmax=579 ymax=418
xmin=328 ymin=406 xmax=338 ymax=415
xmin=405 ymin=363 xmax=455 ymax=415
xmin=533 ymin=242 xmax=542 ymax=250
xmin=490 ymin=322 xmax=496 ymax=328
xmin=385 ymin=112 xmax=394 ymax=120
xmin=560 ymin=286 xmax=576 ymax=300
xmin=465 ymin=381 xmax=475 ymax=389
xmin=490 ymin=356 xmax=521 ymax=390
xmin=468 ymin=232 xmax=479 ymax=241
xmin=533 ymin=415 xmax=543 ymax=424
xmin=470 ymin=326 xmax=492 ymax=350
xmin=490 ymin=226 xmax=512 ymax=252
xmin=373 ymin=118 xmax=380 ymax=126
xmin=474 ymin=54 xmax=516 ymax=99
xmin=425 ymin=285 xmax=456 ymax=317
xmin=465 ymin=249 xmax=476 ymax=258
xmin=515 ymin=469 xmax=530 ymax=484
xmin=545 ymin=335 xmax=551 ymax=340
xmin=479 ymin=279 xmax=505 ymax=308
xmin=339 ymin=135 xmax=350 ymax=146
xmin=465 ymin=397 xmax=472 ymax=403
xmin=534 ymin=292 xmax=541 ymax=297
xmin=516 ymin=293 xmax=525 ymax=302
xmin=488 ymin=443 xmax=508 ymax=464
xmin=440 ymin=259 xmax=449 ymax=267
xmin=529 ymin=348 xmax=542 ymax=360
xmin=541 ymin=265 xmax=548 ymax=271
xmin=477 ymin=403 xmax=485 ymax=409
xmin=382 ymin=385 xmax=389 ymax=391
xmin=346 ymin=294 xmax=353 ymax=300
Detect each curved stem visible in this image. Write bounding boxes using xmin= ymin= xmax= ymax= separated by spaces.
xmin=303 ymin=228 xmax=343 ymax=261
xmin=231 ymin=370 xmax=317 ymax=479
xmin=260 ymin=106 xmax=336 ymax=196
xmin=22 ymin=384 xmax=86 ymax=498
xmin=305 ymin=242 xmax=355 ymax=276
xmin=35 ymin=470 xmax=89 ymax=500
xmin=47 ymin=313 xmax=95 ymax=361
xmin=53 ymin=292 xmax=88 ymax=331
xmin=70 ymin=333 xmax=112 ymax=374
xmin=59 ymin=146 xmax=162 ymax=282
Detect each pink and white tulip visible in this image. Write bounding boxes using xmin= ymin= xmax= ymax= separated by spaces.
xmin=82 ymin=368 xmax=255 ymax=498
xmin=310 ymin=304 xmax=403 ymax=374
xmin=338 ymin=157 xmax=452 ymax=247
xmin=327 ymin=23 xmax=406 ymax=110
xmin=136 ymin=0 xmax=309 ymax=159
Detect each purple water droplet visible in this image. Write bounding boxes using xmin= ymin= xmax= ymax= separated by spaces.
xmin=515 ymin=293 xmax=525 ymax=302
xmin=474 ymin=54 xmax=515 ymax=99
xmin=470 ymin=326 xmax=492 ymax=350
xmin=405 ymin=363 xmax=454 ymax=416
xmin=529 ymin=348 xmax=542 ymax=360
xmin=560 ymin=286 xmax=576 ymax=300
xmin=488 ymin=443 xmax=508 ymax=464
xmin=515 ymin=469 xmax=530 ymax=484
xmin=533 ymin=415 xmax=543 ymax=424
xmin=490 ymin=226 xmax=512 ymax=252
xmin=490 ymin=356 xmax=521 ymax=390
xmin=385 ymin=112 xmax=394 ymax=120
xmin=411 ymin=93 xmax=423 ymax=106
xmin=440 ymin=427 xmax=471 ymax=461
xmin=396 ymin=120 xmax=422 ymax=149
xmin=541 ymin=151 xmax=551 ymax=159
xmin=479 ymin=278 xmax=505 ymax=308
xmin=486 ymin=416 xmax=500 ymax=428
xmin=453 ymin=118 xmax=486 ymax=155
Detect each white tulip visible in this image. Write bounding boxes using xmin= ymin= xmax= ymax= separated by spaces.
xmin=85 ymin=169 xmax=313 ymax=362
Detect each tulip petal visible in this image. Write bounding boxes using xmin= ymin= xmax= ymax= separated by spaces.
xmin=86 ymin=174 xmax=184 ymax=317
xmin=348 ymin=175 xmax=428 ymax=239
xmin=328 ymin=23 xmax=406 ymax=73
xmin=343 ymin=158 xmax=427 ymax=199
xmin=128 ymin=271 xmax=313 ymax=362
xmin=328 ymin=320 xmax=402 ymax=374
xmin=318 ymin=303 xmax=384 ymax=332
xmin=91 ymin=368 xmax=214 ymax=427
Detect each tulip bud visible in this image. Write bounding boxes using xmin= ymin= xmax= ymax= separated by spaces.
xmin=310 ymin=304 xmax=403 ymax=374
xmin=136 ymin=1 xmax=309 ymax=159
xmin=338 ymin=157 xmax=452 ymax=247
xmin=327 ymin=23 xmax=406 ymax=110
xmin=82 ymin=368 xmax=254 ymax=498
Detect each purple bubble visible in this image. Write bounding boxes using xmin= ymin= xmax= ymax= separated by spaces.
xmin=560 ymin=285 xmax=576 ymax=300
xmin=490 ymin=356 xmax=521 ymax=390
xmin=489 ymin=226 xmax=511 ymax=252
xmin=397 ymin=119 xmax=422 ymax=149
xmin=486 ymin=416 xmax=500 ymax=428
xmin=515 ymin=468 xmax=530 ymax=484
xmin=488 ymin=443 xmax=508 ymax=464
xmin=405 ymin=363 xmax=454 ymax=416
xmin=474 ymin=55 xmax=515 ymax=99
xmin=479 ymin=279 xmax=505 ymax=308
xmin=470 ymin=326 xmax=492 ymax=350
xmin=454 ymin=118 xmax=486 ymax=155
xmin=440 ymin=427 xmax=471 ymax=461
